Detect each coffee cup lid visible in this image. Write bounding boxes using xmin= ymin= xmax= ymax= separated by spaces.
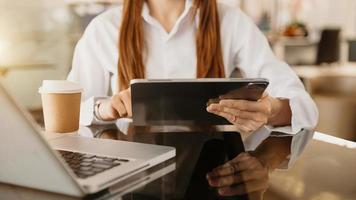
xmin=39 ymin=80 xmax=83 ymax=94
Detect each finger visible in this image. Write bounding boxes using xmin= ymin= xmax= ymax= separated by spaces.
xmin=240 ymin=169 xmax=268 ymax=182
xmin=208 ymin=104 xmax=241 ymax=119
xmin=235 ymin=110 xmax=268 ymax=123
xmin=207 ymin=105 xmax=242 ymax=125
xmin=234 ymin=120 xmax=255 ymax=133
xmin=233 ymin=124 xmax=253 ymax=134
xmin=208 ymin=173 xmax=243 ymax=187
xmin=208 ymin=107 xmax=259 ymax=132
xmin=207 ymin=108 xmax=235 ymax=123
xmin=207 ymin=159 xmax=252 ymax=179
xmin=219 ymin=106 xmax=241 ymax=117
xmin=218 ymin=108 xmax=266 ymax=126
xmin=119 ymin=90 xmax=132 ymax=117
xmin=218 ymin=180 xmax=269 ymax=196
xmin=111 ymin=96 xmax=127 ymax=117
xmin=231 ymin=152 xmax=252 ymax=162
xmin=101 ymin=99 xmax=120 ymax=119
xmin=219 ymin=100 xmax=265 ymax=113
xmin=211 ymin=104 xmax=267 ymax=130
xmin=234 ymin=118 xmax=262 ymax=133
xmin=206 ymin=103 xmax=222 ymax=112
xmin=261 ymin=91 xmax=269 ymax=99
xmin=209 ymin=166 xmax=267 ymax=187
xmin=225 ymin=157 xmax=267 ymax=173
xmin=207 ymin=98 xmax=220 ymax=107
xmin=114 ymin=101 xmax=127 ymax=117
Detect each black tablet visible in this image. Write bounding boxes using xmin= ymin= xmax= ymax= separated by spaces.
xmin=131 ymin=78 xmax=269 ymax=126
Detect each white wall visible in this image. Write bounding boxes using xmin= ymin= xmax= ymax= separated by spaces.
xmin=223 ymin=0 xmax=356 ymax=38
xmin=276 ymin=0 xmax=356 ymax=37
xmin=0 ymin=0 xmax=78 ymax=109
xmin=1 ymin=0 xmax=355 ymax=109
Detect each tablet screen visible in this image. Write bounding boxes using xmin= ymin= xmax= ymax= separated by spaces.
xmin=131 ymin=79 xmax=269 ymax=126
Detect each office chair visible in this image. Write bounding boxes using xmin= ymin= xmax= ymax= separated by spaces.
xmin=316 ymin=29 xmax=341 ymax=65
xmin=348 ymin=40 xmax=356 ymax=62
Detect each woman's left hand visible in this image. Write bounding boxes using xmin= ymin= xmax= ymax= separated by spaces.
xmin=206 ymin=152 xmax=269 ymax=199
xmin=206 ymin=93 xmax=279 ymax=134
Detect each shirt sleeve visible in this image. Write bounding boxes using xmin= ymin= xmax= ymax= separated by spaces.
xmin=67 ymin=17 xmax=116 ymax=126
xmin=268 ymin=128 xmax=315 ymax=169
xmin=231 ymin=9 xmax=319 ymax=168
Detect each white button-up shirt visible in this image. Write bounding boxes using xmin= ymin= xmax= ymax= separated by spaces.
xmin=68 ymin=0 xmax=318 ymax=168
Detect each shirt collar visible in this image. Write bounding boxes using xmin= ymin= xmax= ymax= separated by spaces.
xmin=141 ymin=0 xmax=198 ymax=28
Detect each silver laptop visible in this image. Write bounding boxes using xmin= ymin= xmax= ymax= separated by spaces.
xmin=0 ymin=81 xmax=176 ymax=197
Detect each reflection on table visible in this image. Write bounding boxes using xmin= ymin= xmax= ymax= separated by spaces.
xmin=269 ymin=133 xmax=356 ymax=200
xmin=293 ymin=63 xmax=356 ymax=142
xmin=1 ymin=124 xmax=356 ymax=200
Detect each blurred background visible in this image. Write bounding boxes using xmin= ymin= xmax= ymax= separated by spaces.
xmin=1 ymin=0 xmax=356 ymax=141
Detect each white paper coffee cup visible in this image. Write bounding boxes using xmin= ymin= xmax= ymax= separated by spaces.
xmin=39 ymin=80 xmax=83 ymax=133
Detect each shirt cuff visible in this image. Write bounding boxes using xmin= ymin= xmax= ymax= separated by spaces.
xmin=265 ymin=91 xmax=317 ymax=168
xmin=266 ymin=127 xmax=314 ymax=169
xmin=272 ymin=93 xmax=318 ymax=135
xmin=79 ymin=96 xmax=117 ymax=126
xmin=244 ymin=126 xmax=314 ymax=169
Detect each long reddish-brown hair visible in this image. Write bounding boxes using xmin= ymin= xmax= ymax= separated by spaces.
xmin=118 ymin=0 xmax=225 ymax=91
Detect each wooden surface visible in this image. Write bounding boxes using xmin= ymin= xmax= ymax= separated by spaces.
xmin=269 ymin=132 xmax=356 ymax=200
xmin=292 ymin=63 xmax=356 ymax=79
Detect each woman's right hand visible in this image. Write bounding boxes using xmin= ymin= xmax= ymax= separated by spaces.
xmin=207 ymin=152 xmax=269 ymax=200
xmin=98 ymin=88 xmax=132 ymax=121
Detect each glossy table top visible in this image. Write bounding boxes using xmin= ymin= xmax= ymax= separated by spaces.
xmin=1 ymin=123 xmax=356 ymax=200
xmin=292 ymin=63 xmax=356 ymax=79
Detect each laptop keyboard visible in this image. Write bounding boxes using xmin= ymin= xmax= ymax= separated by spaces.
xmin=58 ymin=150 xmax=130 ymax=179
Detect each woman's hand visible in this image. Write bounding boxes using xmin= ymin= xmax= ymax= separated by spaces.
xmin=98 ymin=88 xmax=132 ymax=121
xmin=206 ymin=152 xmax=269 ymax=200
xmin=206 ymin=93 xmax=290 ymax=134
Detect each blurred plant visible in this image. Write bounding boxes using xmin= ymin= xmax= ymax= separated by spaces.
xmin=283 ymin=21 xmax=309 ymax=37
xmin=282 ymin=0 xmax=309 ymax=37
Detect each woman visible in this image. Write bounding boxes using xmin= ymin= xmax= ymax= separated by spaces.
xmin=68 ymin=0 xmax=318 ymax=198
